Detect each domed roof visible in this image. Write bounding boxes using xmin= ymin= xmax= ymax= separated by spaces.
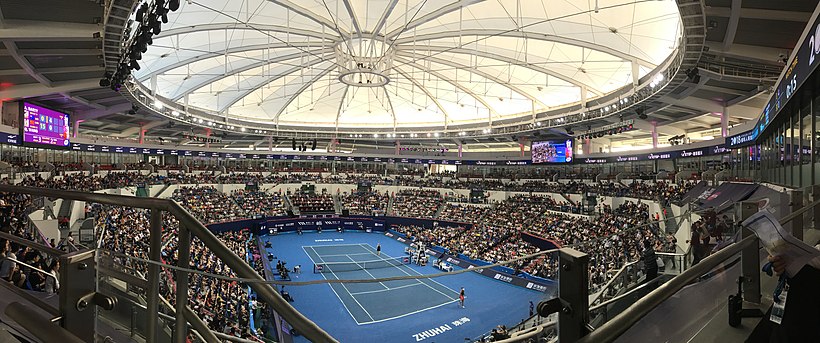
xmin=134 ymin=0 xmax=681 ymax=131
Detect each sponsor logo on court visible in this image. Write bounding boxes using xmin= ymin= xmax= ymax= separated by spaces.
xmin=526 ymin=282 xmax=548 ymax=292
xmin=412 ymin=317 xmax=470 ymax=341
xmin=493 ymin=274 xmax=513 ymax=283
xmin=412 ymin=324 xmax=453 ymax=341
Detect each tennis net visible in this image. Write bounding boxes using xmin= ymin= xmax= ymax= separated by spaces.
xmin=313 ymin=256 xmax=410 ymax=273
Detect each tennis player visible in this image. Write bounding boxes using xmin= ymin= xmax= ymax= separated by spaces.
xmin=459 ymin=287 xmax=465 ymax=308
xmin=376 ymin=243 xmax=381 ymax=256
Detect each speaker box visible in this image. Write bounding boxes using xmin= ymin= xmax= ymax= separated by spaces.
xmin=342 ymin=209 xmax=350 ymax=216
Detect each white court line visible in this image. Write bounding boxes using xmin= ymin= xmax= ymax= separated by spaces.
xmin=301 ymin=246 xmax=360 ymax=322
xmin=344 ymin=255 xmax=389 ymax=290
xmin=314 ymin=252 xmax=374 ymax=258
xmin=303 ymin=243 xmax=372 ymax=249
xmin=358 ymin=243 xmax=459 ymax=301
xmin=356 ymin=298 xmax=460 ymax=325
xmin=348 ymin=282 xmax=424 ymax=296
xmin=303 ymin=247 xmax=373 ymax=324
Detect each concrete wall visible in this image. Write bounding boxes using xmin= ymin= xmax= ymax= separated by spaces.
xmin=29 ymin=219 xmax=59 ymax=244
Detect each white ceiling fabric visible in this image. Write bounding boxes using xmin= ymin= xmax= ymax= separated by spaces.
xmin=135 ymin=0 xmax=681 ymax=129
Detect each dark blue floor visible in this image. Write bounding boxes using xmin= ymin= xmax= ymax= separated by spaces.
xmin=262 ymin=231 xmax=547 ymax=343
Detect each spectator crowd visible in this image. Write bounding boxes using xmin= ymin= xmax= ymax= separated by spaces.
xmin=0 ymin=166 xmax=699 ymax=340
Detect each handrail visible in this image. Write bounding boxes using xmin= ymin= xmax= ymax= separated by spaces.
xmin=1 ymin=257 xmax=58 ymax=284
xmin=577 ymin=196 xmax=820 ymax=343
xmin=588 ymin=259 xmax=640 ymax=306
xmin=0 ymin=184 xmax=338 ymax=343
xmin=492 ymin=322 xmax=555 ymax=343
xmin=0 ymin=278 xmax=60 ymax=317
xmin=5 ymin=302 xmax=85 ymax=343
xmin=0 ymin=231 xmax=64 ymax=257
xmin=589 ymin=274 xmax=665 ymax=312
xmin=156 ymin=293 xmax=215 ymax=343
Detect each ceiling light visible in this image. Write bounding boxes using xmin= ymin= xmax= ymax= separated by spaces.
xmin=171 ymin=110 xmax=179 ymax=116
xmin=434 ymin=133 xmax=440 ymax=137
xmin=241 ymin=127 xmax=246 ymax=132
xmin=373 ymin=134 xmax=378 ymax=138
xmin=153 ymin=101 xmax=163 ymax=110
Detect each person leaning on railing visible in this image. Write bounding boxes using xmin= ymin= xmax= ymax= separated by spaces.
xmin=753 ymin=249 xmax=820 ymax=343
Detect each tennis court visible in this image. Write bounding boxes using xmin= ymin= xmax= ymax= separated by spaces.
xmin=302 ymin=243 xmax=459 ymax=325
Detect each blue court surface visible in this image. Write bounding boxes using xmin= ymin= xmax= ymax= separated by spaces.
xmin=261 ymin=231 xmax=547 ymax=343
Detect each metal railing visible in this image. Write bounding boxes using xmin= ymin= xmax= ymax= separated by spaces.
xmin=588 ymin=260 xmax=641 ymax=306
xmin=5 ymin=302 xmax=85 ymax=343
xmin=572 ymin=195 xmax=820 ymax=343
xmin=0 ymin=184 xmax=338 ymax=343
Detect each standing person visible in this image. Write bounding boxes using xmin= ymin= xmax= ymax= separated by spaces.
xmin=459 ymin=287 xmax=465 ymax=308
xmin=44 ymin=259 xmax=59 ymax=294
xmin=643 ymin=240 xmax=658 ymax=285
xmin=529 ymin=301 xmax=534 ymax=317
xmin=688 ymin=226 xmax=703 ymax=265
xmin=376 ymin=243 xmax=381 ymax=256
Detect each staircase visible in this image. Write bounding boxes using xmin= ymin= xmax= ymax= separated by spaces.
xmin=387 ymin=195 xmax=395 ymax=215
xmin=57 ymin=199 xmax=73 ymax=220
xmin=558 ymin=193 xmax=576 ymax=206
xmin=660 ymin=200 xmax=678 ymax=233
xmin=284 ymin=195 xmax=299 ymax=215
xmin=433 ymin=202 xmax=446 ymax=218
xmin=153 ymin=183 xmax=172 ymax=198
xmin=332 ymin=194 xmax=343 ymax=214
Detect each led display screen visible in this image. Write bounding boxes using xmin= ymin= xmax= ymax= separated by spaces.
xmin=531 ymin=139 xmax=573 ymax=164
xmin=22 ymin=102 xmax=70 ymax=147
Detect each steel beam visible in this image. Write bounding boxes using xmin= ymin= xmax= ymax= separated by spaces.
xmin=395 ymin=29 xmax=656 ymax=68
xmin=384 ymin=0 xmax=486 ymax=39
xmin=394 ymin=67 xmax=450 ymax=127
xmin=395 ymin=45 xmax=604 ymax=96
xmin=394 ymin=52 xmax=549 ymax=109
xmin=272 ymin=63 xmax=337 ymax=122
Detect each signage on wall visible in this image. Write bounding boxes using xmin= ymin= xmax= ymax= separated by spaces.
xmin=3 ymin=135 xmax=731 ymax=165
xmin=726 ymin=127 xmax=760 ymax=148
xmin=0 ymin=132 xmax=19 ymax=145
xmin=755 ymin=10 xmax=820 ymax=135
